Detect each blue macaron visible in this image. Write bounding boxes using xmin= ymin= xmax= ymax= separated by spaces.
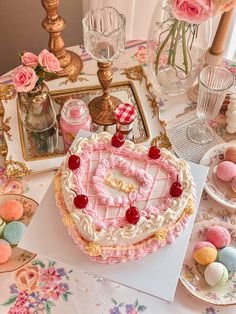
xmin=218 ymin=246 xmax=236 ymax=272
xmin=3 ymin=221 xmax=26 ymax=245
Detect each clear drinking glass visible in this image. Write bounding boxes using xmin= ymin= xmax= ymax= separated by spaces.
xmin=188 ymin=66 xmax=234 ymax=144
xmin=82 ymin=7 xmax=126 ymax=62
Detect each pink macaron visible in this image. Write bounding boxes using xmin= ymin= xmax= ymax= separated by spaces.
xmin=216 ymin=161 xmax=236 ymax=182
xmin=0 ymin=239 xmax=12 ymax=264
xmin=206 ymin=225 xmax=231 ymax=249
xmin=0 ymin=200 xmax=24 ymax=222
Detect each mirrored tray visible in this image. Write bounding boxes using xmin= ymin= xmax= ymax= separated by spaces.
xmin=1 ymin=67 xmax=163 ymax=177
xmin=18 ymin=81 xmax=150 ymax=162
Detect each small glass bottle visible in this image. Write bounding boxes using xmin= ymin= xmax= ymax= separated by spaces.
xmin=60 ymin=99 xmax=92 ymax=151
xmin=114 ymin=103 xmax=136 ymax=140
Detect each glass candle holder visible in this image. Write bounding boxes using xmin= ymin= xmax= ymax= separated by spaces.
xmin=60 ymin=99 xmax=92 ymax=151
xmin=188 ymin=66 xmax=234 ymax=144
xmin=82 ymin=7 xmax=126 ymax=126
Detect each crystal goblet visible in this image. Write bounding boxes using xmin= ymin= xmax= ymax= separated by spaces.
xmin=82 ymin=7 xmax=126 ymax=126
xmin=188 ymin=66 xmax=234 ymax=144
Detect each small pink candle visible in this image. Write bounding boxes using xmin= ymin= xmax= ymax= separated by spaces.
xmin=60 ymin=99 xmax=92 ymax=150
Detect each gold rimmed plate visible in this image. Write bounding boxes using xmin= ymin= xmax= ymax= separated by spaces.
xmin=0 ymin=194 xmax=38 ymax=273
xmin=200 ymin=142 xmax=236 ymax=209
xmin=180 ymin=219 xmax=236 ymax=305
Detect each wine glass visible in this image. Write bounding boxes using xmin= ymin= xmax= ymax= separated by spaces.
xmin=82 ymin=7 xmax=126 ymax=126
xmin=188 ymin=66 xmax=234 ymax=144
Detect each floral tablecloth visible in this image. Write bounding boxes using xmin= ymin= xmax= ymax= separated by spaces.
xmin=0 ymin=41 xmax=236 ymax=314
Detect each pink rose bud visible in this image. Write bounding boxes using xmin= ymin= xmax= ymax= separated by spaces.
xmin=21 ymin=52 xmax=39 ymax=68
xmin=38 ymin=49 xmax=62 ymax=73
xmin=12 ymin=65 xmax=38 ymax=93
xmin=171 ymin=0 xmax=215 ymax=24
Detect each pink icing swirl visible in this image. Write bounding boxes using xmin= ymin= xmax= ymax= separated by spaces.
xmin=70 ymin=138 xmax=179 ymax=229
xmin=93 ymin=155 xmax=153 ymax=206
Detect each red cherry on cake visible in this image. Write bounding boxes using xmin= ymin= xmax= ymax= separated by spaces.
xmin=111 ymin=133 xmax=125 ymax=148
xmin=170 ymin=181 xmax=183 ymax=197
xmin=148 ymin=146 xmax=161 ymax=159
xmin=125 ymin=206 xmax=140 ymax=225
xmin=74 ymin=194 xmax=88 ymax=209
xmin=68 ymin=155 xmax=80 ymax=170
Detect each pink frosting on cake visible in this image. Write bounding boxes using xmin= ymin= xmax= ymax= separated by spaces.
xmin=71 ymin=141 xmax=179 ymax=229
xmin=55 ymin=172 xmax=191 ymax=264
xmin=55 ymin=133 xmax=195 ymax=263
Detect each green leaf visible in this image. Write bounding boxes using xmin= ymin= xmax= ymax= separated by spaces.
xmin=118 ymin=302 xmax=125 ymax=307
xmin=48 ymin=260 xmax=56 ymax=267
xmin=1 ymin=295 xmax=17 ymax=306
xmin=138 ymin=305 xmax=147 ymax=312
xmin=111 ymin=298 xmax=117 ymax=305
xmin=133 ymin=299 xmax=138 ymax=308
xmin=36 ymin=77 xmax=45 ymax=86
xmin=62 ymin=293 xmax=68 ymax=302
xmin=47 ymin=300 xmax=56 ymax=307
xmin=46 ymin=302 xmax=51 ymax=314
xmin=44 ymin=71 xmax=59 ymax=78
xmin=32 ymin=259 xmax=45 ymax=268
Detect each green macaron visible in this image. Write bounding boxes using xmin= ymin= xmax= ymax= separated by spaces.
xmin=3 ymin=221 xmax=26 ymax=245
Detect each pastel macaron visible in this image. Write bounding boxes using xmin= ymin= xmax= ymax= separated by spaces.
xmin=0 ymin=200 xmax=24 ymax=222
xmin=216 ymin=161 xmax=236 ymax=182
xmin=218 ymin=246 xmax=236 ymax=272
xmin=3 ymin=221 xmax=26 ymax=245
xmin=225 ymin=146 xmax=236 ymax=164
xmin=206 ymin=225 xmax=231 ymax=249
xmin=0 ymin=239 xmax=12 ymax=264
xmin=204 ymin=262 xmax=228 ymax=287
xmin=0 ymin=217 xmax=6 ymax=236
xmin=193 ymin=241 xmax=217 ymax=265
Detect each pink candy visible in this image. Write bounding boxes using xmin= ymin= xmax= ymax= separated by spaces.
xmin=206 ymin=226 xmax=231 ymax=249
xmin=216 ymin=161 xmax=236 ymax=182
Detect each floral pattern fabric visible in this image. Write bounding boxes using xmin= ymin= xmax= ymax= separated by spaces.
xmin=0 ymin=41 xmax=236 ymax=314
xmin=1 ymin=259 xmax=73 ymax=314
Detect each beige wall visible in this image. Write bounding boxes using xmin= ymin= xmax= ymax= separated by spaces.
xmin=0 ymin=0 xmax=83 ymax=76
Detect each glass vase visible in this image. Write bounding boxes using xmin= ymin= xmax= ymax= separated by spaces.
xmin=147 ymin=0 xmax=212 ymax=96
xmin=18 ymin=82 xmax=58 ymax=154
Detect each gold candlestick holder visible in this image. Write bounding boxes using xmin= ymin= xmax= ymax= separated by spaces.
xmin=88 ymin=62 xmax=122 ymax=125
xmin=41 ymin=0 xmax=82 ymax=81
xmin=82 ymin=7 xmax=126 ymax=126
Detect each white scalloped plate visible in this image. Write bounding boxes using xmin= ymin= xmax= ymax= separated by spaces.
xmin=180 ymin=220 xmax=236 ymax=305
xmin=200 ymin=142 xmax=236 ymax=209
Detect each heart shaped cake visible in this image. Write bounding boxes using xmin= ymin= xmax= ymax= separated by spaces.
xmin=54 ymin=132 xmax=195 ymax=264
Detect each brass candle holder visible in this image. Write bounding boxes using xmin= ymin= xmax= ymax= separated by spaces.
xmin=88 ymin=61 xmax=122 ymax=125
xmin=41 ymin=0 xmax=83 ymax=81
xmin=82 ymin=7 xmax=126 ymax=126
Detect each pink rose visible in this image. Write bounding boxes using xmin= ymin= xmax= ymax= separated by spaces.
xmin=21 ymin=52 xmax=39 ymax=68
xmin=38 ymin=49 xmax=61 ymax=72
xmin=171 ymin=0 xmax=215 ymax=24
xmin=134 ymin=45 xmax=147 ymax=63
xmin=16 ymin=265 xmax=39 ymax=292
xmin=12 ymin=65 xmax=38 ymax=92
